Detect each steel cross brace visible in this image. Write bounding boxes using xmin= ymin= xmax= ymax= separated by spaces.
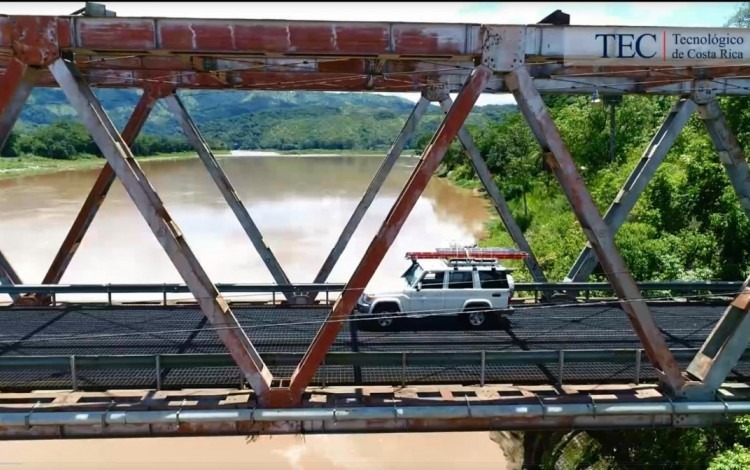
xmin=505 ymin=66 xmax=686 ymax=394
xmin=48 ymin=58 xmax=273 ymax=396
xmin=432 ymin=90 xmax=548 ymax=284
xmin=0 ymin=59 xmax=39 ymax=299
xmin=565 ymin=98 xmax=697 ymax=283
xmin=259 ymin=65 xmax=494 ymax=407
xmin=20 ymin=84 xmax=170 ymax=306
xmin=163 ymin=94 xmax=295 ymax=303
xmin=305 ymin=96 xmax=431 ymax=302
xmin=682 ymin=96 xmax=750 ymax=398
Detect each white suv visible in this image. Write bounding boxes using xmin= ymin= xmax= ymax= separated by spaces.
xmin=354 ymin=254 xmax=516 ymax=329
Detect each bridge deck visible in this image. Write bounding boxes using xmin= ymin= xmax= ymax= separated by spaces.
xmin=0 ymin=301 xmax=742 ymax=392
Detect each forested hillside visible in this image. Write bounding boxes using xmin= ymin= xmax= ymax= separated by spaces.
xmin=3 ymin=89 xmax=513 ymax=156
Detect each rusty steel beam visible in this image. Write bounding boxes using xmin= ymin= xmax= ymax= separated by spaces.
xmin=565 ymin=98 xmax=697 ymax=283
xmin=0 ymin=59 xmax=38 ymax=151
xmin=163 ymin=94 xmax=294 ymax=302
xmin=266 ymin=65 xmax=493 ymax=406
xmin=437 ymin=95 xmax=548 ymax=284
xmin=505 ymin=66 xmax=686 ymax=394
xmin=48 ymin=58 xmax=273 ymax=396
xmin=697 ymin=99 xmax=750 ymax=221
xmin=37 ymin=89 xmax=160 ymax=295
xmin=306 ymin=96 xmax=431 ymax=302
xmin=0 ymin=17 xmax=483 ymax=58
xmin=685 ymin=276 xmax=750 ymax=398
xmin=683 ymin=98 xmax=750 ymax=397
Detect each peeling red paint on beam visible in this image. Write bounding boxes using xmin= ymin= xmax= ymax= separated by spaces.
xmin=0 ymin=17 xmax=481 ymax=57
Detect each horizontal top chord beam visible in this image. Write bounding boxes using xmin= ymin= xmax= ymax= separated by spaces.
xmin=3 ymin=16 xmax=750 ymax=93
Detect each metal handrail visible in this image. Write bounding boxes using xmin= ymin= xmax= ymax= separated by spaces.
xmin=0 ymin=281 xmax=739 ymax=296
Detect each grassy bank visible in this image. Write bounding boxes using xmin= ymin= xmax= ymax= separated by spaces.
xmin=0 ymin=151 xmax=232 ymax=180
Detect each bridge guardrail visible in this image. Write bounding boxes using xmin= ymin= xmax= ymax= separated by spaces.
xmin=0 ymin=281 xmax=740 ymax=305
xmin=4 ymin=347 xmax=749 ymax=391
xmin=514 ymin=281 xmax=742 ymax=302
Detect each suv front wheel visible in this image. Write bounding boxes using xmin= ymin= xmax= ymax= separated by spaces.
xmin=372 ymin=304 xmax=400 ymax=330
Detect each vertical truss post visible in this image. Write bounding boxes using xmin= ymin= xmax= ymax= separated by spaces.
xmin=306 ymin=96 xmax=431 ymax=302
xmin=434 ymin=91 xmax=548 ymax=284
xmin=684 ymin=92 xmax=750 ymax=397
xmin=505 ymin=66 xmax=685 ymax=394
xmin=565 ymin=98 xmax=696 ymax=283
xmin=696 ymin=96 xmax=750 ymax=221
xmin=0 ymin=59 xmax=39 ymax=298
xmin=48 ymin=58 xmax=273 ymax=395
xmin=268 ymin=66 xmax=492 ymax=406
xmin=163 ymin=94 xmax=294 ymax=302
xmin=36 ymin=87 xmax=162 ymax=296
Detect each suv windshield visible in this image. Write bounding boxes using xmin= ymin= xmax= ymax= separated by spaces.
xmin=403 ymin=263 xmax=424 ymax=287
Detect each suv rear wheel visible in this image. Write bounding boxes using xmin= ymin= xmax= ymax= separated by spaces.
xmin=462 ymin=305 xmax=489 ymax=329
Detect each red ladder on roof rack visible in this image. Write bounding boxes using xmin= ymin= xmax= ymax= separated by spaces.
xmin=405 ymin=247 xmax=528 ymax=261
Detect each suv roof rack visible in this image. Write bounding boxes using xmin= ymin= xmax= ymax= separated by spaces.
xmin=405 ymin=247 xmax=528 ymax=262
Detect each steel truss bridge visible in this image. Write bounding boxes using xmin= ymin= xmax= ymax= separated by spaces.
xmin=3 ymin=4 xmax=750 ymax=441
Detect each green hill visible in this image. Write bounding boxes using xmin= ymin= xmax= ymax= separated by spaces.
xmin=13 ymin=89 xmax=515 ymax=152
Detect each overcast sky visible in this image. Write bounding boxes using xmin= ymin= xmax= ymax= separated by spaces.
xmin=2 ymin=2 xmax=742 ymax=106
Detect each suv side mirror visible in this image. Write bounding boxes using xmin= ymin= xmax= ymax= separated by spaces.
xmin=415 ymin=283 xmax=421 ymax=291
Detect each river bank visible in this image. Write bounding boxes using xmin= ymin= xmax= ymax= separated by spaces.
xmin=0 ymin=148 xmax=414 ymax=180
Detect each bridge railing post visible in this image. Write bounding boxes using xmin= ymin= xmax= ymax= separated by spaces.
xmin=505 ymin=66 xmax=686 ymax=395
xmin=48 ymin=57 xmax=274 ymax=398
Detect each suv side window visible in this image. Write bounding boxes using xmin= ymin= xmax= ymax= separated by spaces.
xmin=478 ymin=270 xmax=509 ymax=289
xmin=421 ymin=271 xmax=445 ymax=289
xmin=448 ymin=271 xmax=474 ymax=289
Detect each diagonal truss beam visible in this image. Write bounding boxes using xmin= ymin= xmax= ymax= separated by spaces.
xmin=306 ymin=96 xmax=431 ymax=302
xmin=163 ymin=94 xmax=294 ymax=302
xmin=505 ymin=66 xmax=686 ymax=394
xmin=0 ymin=59 xmax=39 ymax=297
xmin=269 ymin=65 xmax=493 ymax=405
xmin=683 ymin=99 xmax=750 ymax=397
xmin=697 ymin=99 xmax=750 ymax=221
xmin=437 ymin=95 xmax=548 ymax=284
xmin=37 ymin=89 xmax=159 ymax=293
xmin=565 ymin=98 xmax=697 ymax=283
xmin=48 ymin=58 xmax=273 ymax=395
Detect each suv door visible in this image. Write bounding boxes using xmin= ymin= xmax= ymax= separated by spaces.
xmin=445 ymin=270 xmax=475 ymax=312
xmin=478 ymin=269 xmax=510 ymax=309
xmin=411 ymin=271 xmax=445 ymax=315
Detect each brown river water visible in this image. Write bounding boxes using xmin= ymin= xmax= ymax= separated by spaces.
xmin=0 ymin=153 xmax=506 ymax=468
